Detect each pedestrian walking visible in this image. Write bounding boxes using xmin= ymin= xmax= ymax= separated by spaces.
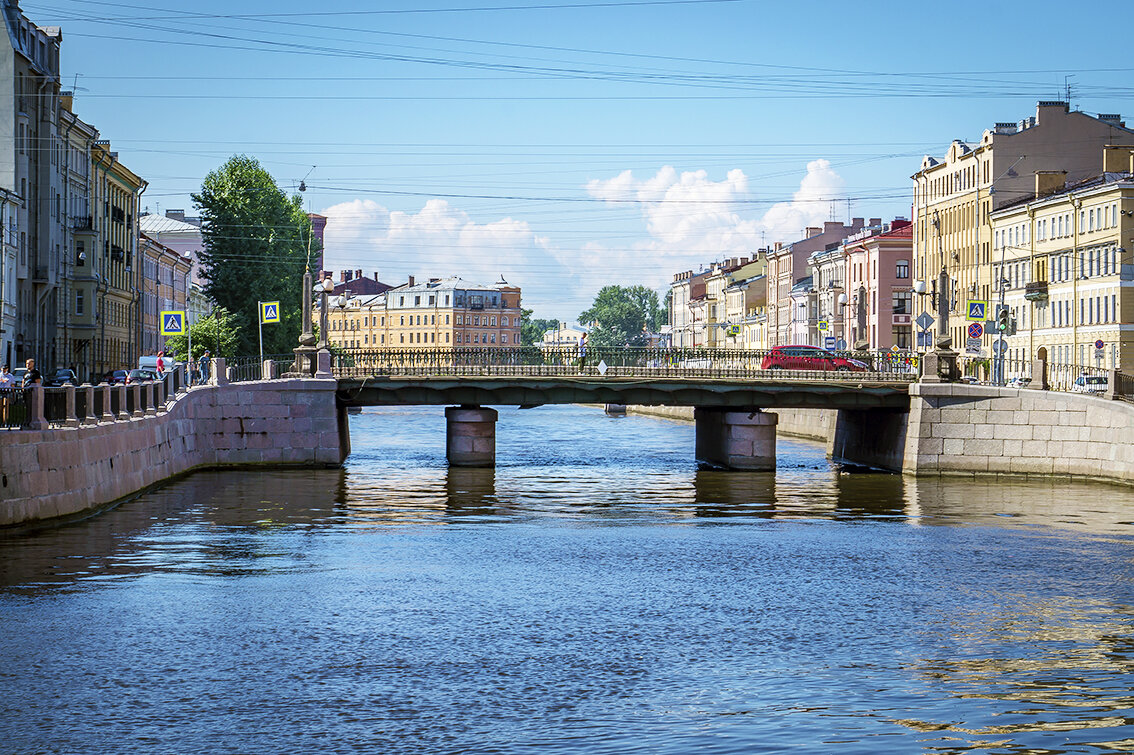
xmin=156 ymin=351 xmax=165 ymax=374
xmin=576 ymin=332 xmax=587 ymax=373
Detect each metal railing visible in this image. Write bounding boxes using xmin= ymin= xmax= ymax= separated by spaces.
xmin=331 ymin=347 xmax=922 ymax=382
xmin=0 ymin=388 xmax=29 ymax=429
xmin=1112 ymin=371 xmax=1134 ymax=402
xmin=228 ymin=354 xmax=295 ymax=383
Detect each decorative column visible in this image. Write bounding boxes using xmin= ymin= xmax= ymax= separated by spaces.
xmin=116 ymin=384 xmax=129 ymax=420
xmin=131 ymin=384 xmax=144 ymax=418
xmin=694 ymin=408 xmax=777 ymax=471
xmin=445 ymin=406 xmax=498 ymax=467
xmin=293 ymin=269 xmax=318 ymax=376
xmin=64 ymin=385 xmax=78 ymax=427
xmin=920 ymin=266 xmax=959 ymax=383
xmin=83 ymin=384 xmax=98 ymax=425
xmin=144 ymin=382 xmax=157 ymax=415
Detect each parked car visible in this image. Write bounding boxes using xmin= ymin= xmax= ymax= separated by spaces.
xmin=1071 ymin=375 xmax=1107 ymax=394
xmin=47 ymin=369 xmax=80 ymax=387
xmin=1006 ymin=376 xmax=1031 ymax=388
xmin=125 ymin=368 xmax=159 ymax=385
xmin=12 ymin=367 xmax=27 ymax=385
xmin=760 ymin=345 xmax=867 ymax=372
xmin=103 ymin=369 xmax=129 ymax=385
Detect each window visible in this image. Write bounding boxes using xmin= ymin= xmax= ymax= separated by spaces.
xmin=490 ymin=333 xmax=496 ymax=343
xmin=428 ymin=296 xmax=434 ymax=305
xmin=501 ymin=316 xmax=508 ymax=326
xmin=415 ymin=296 xmax=421 ymax=305
xmin=502 ymin=334 xmax=508 ymax=344
xmin=895 ymin=260 xmax=909 ymax=279
xmin=490 ymin=316 xmax=497 ymax=326
xmin=75 ymin=290 xmax=84 ymax=315
xmin=892 ymin=291 xmax=912 ymax=315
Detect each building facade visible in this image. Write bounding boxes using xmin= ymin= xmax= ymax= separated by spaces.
xmin=139 ymin=233 xmax=192 ymax=358
xmin=988 ymin=150 xmax=1134 ymax=375
xmin=328 ymin=276 xmax=522 ymax=351
xmin=766 ymin=219 xmax=871 ymax=347
xmin=911 ymin=101 xmax=1134 ymax=353
xmin=839 ymin=220 xmax=914 ymax=351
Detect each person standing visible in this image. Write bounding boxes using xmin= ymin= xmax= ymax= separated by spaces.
xmin=21 ymin=358 xmax=42 ymax=387
xmin=576 ymin=332 xmax=587 ymax=373
xmin=156 ymin=350 xmax=165 ymax=374
xmin=0 ymin=365 xmax=13 ymax=424
xmin=198 ymin=350 xmax=211 ymax=385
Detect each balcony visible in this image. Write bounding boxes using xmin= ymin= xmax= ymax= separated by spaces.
xmin=72 ymin=216 xmax=96 ymax=234
xmin=1024 ymin=280 xmax=1049 ymax=302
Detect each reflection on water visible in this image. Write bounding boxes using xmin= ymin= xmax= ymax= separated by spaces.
xmin=0 ymin=404 xmax=1132 ymax=754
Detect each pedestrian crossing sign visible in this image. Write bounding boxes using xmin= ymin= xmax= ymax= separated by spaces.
xmin=160 ymin=310 xmax=185 ymax=336
xmin=260 ymin=301 xmax=280 ymax=324
xmin=965 ymin=300 xmax=988 ymax=322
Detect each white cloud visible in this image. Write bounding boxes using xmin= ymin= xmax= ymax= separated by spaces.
xmin=578 ymin=160 xmax=847 ymax=297
xmin=320 ymin=197 xmax=566 ymax=312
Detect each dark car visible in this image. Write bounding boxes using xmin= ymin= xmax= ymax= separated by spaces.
xmin=47 ymin=369 xmax=80 ymax=387
xmin=760 ymin=345 xmax=867 ymax=372
xmin=104 ymin=369 xmax=129 ymax=385
xmin=126 ymin=368 xmax=159 ymax=385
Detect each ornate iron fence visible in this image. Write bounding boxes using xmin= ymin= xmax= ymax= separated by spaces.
xmin=331 ymin=347 xmax=921 ymax=382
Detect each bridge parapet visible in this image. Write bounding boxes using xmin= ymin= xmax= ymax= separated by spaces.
xmin=331 ymin=346 xmax=920 ymax=384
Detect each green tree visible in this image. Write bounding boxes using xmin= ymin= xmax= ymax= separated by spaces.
xmin=520 ymin=308 xmax=559 ymax=346
xmin=192 ymin=155 xmax=315 ymax=357
xmin=578 ymin=285 xmax=665 ymax=347
xmin=164 ymin=308 xmax=240 ymax=360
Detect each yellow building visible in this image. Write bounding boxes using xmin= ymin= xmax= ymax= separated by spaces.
xmin=328 ymin=276 xmax=522 ymax=351
xmin=989 ymin=148 xmax=1134 ymax=379
xmin=912 ymin=102 xmax=1134 ymax=352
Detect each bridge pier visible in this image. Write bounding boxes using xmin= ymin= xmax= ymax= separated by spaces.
xmin=694 ymin=408 xmax=777 ymax=471
xmin=445 ymin=406 xmax=497 ymax=467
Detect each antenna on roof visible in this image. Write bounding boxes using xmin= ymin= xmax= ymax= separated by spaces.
xmin=1064 ymin=75 xmax=1075 ymax=108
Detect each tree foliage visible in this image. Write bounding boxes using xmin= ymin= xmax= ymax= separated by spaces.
xmin=193 ymin=155 xmax=315 ymax=356
xmin=164 ymin=308 xmax=240 ymax=360
xmin=578 ymin=285 xmax=665 ymax=348
xmin=520 ymin=308 xmax=559 ymax=347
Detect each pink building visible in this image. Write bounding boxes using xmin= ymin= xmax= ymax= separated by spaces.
xmin=766 ymin=219 xmax=870 ymax=347
xmin=840 ymin=220 xmax=913 ymax=350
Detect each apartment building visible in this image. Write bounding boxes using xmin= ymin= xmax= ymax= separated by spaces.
xmin=670 ymin=256 xmax=764 ymax=349
xmin=328 ymin=276 xmax=522 ymax=350
xmin=988 ymin=147 xmax=1134 ymax=373
xmin=90 ymin=139 xmax=144 ymax=376
xmin=911 ymin=101 xmax=1134 ymax=352
xmin=765 ymin=219 xmax=871 ymax=347
xmin=139 ymin=211 xmax=210 ymax=330
xmin=840 ymin=221 xmax=914 ymax=351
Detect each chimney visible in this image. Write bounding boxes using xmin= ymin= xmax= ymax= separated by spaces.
xmin=373 ymin=271 xmax=379 ymax=281
xmin=805 ymin=226 xmax=821 ymax=238
xmin=1103 ymin=146 xmax=1134 ymax=174
xmin=408 ymin=275 xmax=415 ymax=286
xmin=1036 ymin=101 xmax=1070 ymax=123
xmin=1034 ymin=171 xmax=1067 ymax=198
xmin=1099 ymin=113 xmax=1126 ymax=128
xmin=165 ymin=209 xmax=186 ymax=222
xmin=340 ymin=270 xmax=348 ymax=282
xmin=355 ymin=269 xmax=362 ymax=280
xmin=868 ymin=217 xmax=882 ymax=228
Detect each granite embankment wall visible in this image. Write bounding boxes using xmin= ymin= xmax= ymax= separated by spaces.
xmin=905 ymin=384 xmax=1134 ymax=484
xmin=0 ymin=379 xmax=346 ymax=527
xmin=628 ymin=387 xmax=1134 ymax=484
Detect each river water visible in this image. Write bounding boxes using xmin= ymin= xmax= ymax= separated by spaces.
xmin=2 ymin=405 xmax=1133 ymax=754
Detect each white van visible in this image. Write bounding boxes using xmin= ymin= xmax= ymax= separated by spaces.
xmin=138 ymin=356 xmax=169 ymax=373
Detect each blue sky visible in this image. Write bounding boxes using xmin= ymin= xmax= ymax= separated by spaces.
xmin=31 ymin=0 xmax=1134 ymax=321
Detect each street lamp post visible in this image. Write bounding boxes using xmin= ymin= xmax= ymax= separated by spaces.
xmin=919 ymin=266 xmax=959 ymax=383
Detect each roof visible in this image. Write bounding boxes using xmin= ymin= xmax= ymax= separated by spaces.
xmin=139 ymin=214 xmax=201 ymax=234
xmin=387 ymin=276 xmax=518 ymax=295
xmin=992 ymin=171 xmax=1134 ymax=213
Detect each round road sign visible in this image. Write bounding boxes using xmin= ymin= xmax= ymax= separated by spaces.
xmin=1095 ymin=339 xmax=1104 ymax=350
xmin=967 ymin=322 xmax=983 ymax=339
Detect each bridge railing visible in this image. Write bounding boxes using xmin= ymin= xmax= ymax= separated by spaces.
xmin=331 ymin=347 xmax=921 ymax=382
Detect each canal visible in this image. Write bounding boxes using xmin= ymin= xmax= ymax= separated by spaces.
xmin=1 ymin=404 xmax=1132 ymax=753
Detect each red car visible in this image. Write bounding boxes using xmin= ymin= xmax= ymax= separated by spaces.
xmin=760 ymin=345 xmax=868 ymax=372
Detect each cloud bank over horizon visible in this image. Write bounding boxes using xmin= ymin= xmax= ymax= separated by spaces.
xmin=320 ymin=160 xmax=847 ymax=323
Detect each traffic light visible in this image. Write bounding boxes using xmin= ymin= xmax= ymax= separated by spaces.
xmin=996 ymin=307 xmax=1010 ymax=332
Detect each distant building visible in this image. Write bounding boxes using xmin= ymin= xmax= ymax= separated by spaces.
xmin=327 ymin=276 xmax=522 ymax=350
xmin=139 ymin=234 xmax=192 ymax=357
xmin=538 ymin=323 xmax=586 ymax=351
xmin=329 ymin=269 xmax=391 ymax=298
